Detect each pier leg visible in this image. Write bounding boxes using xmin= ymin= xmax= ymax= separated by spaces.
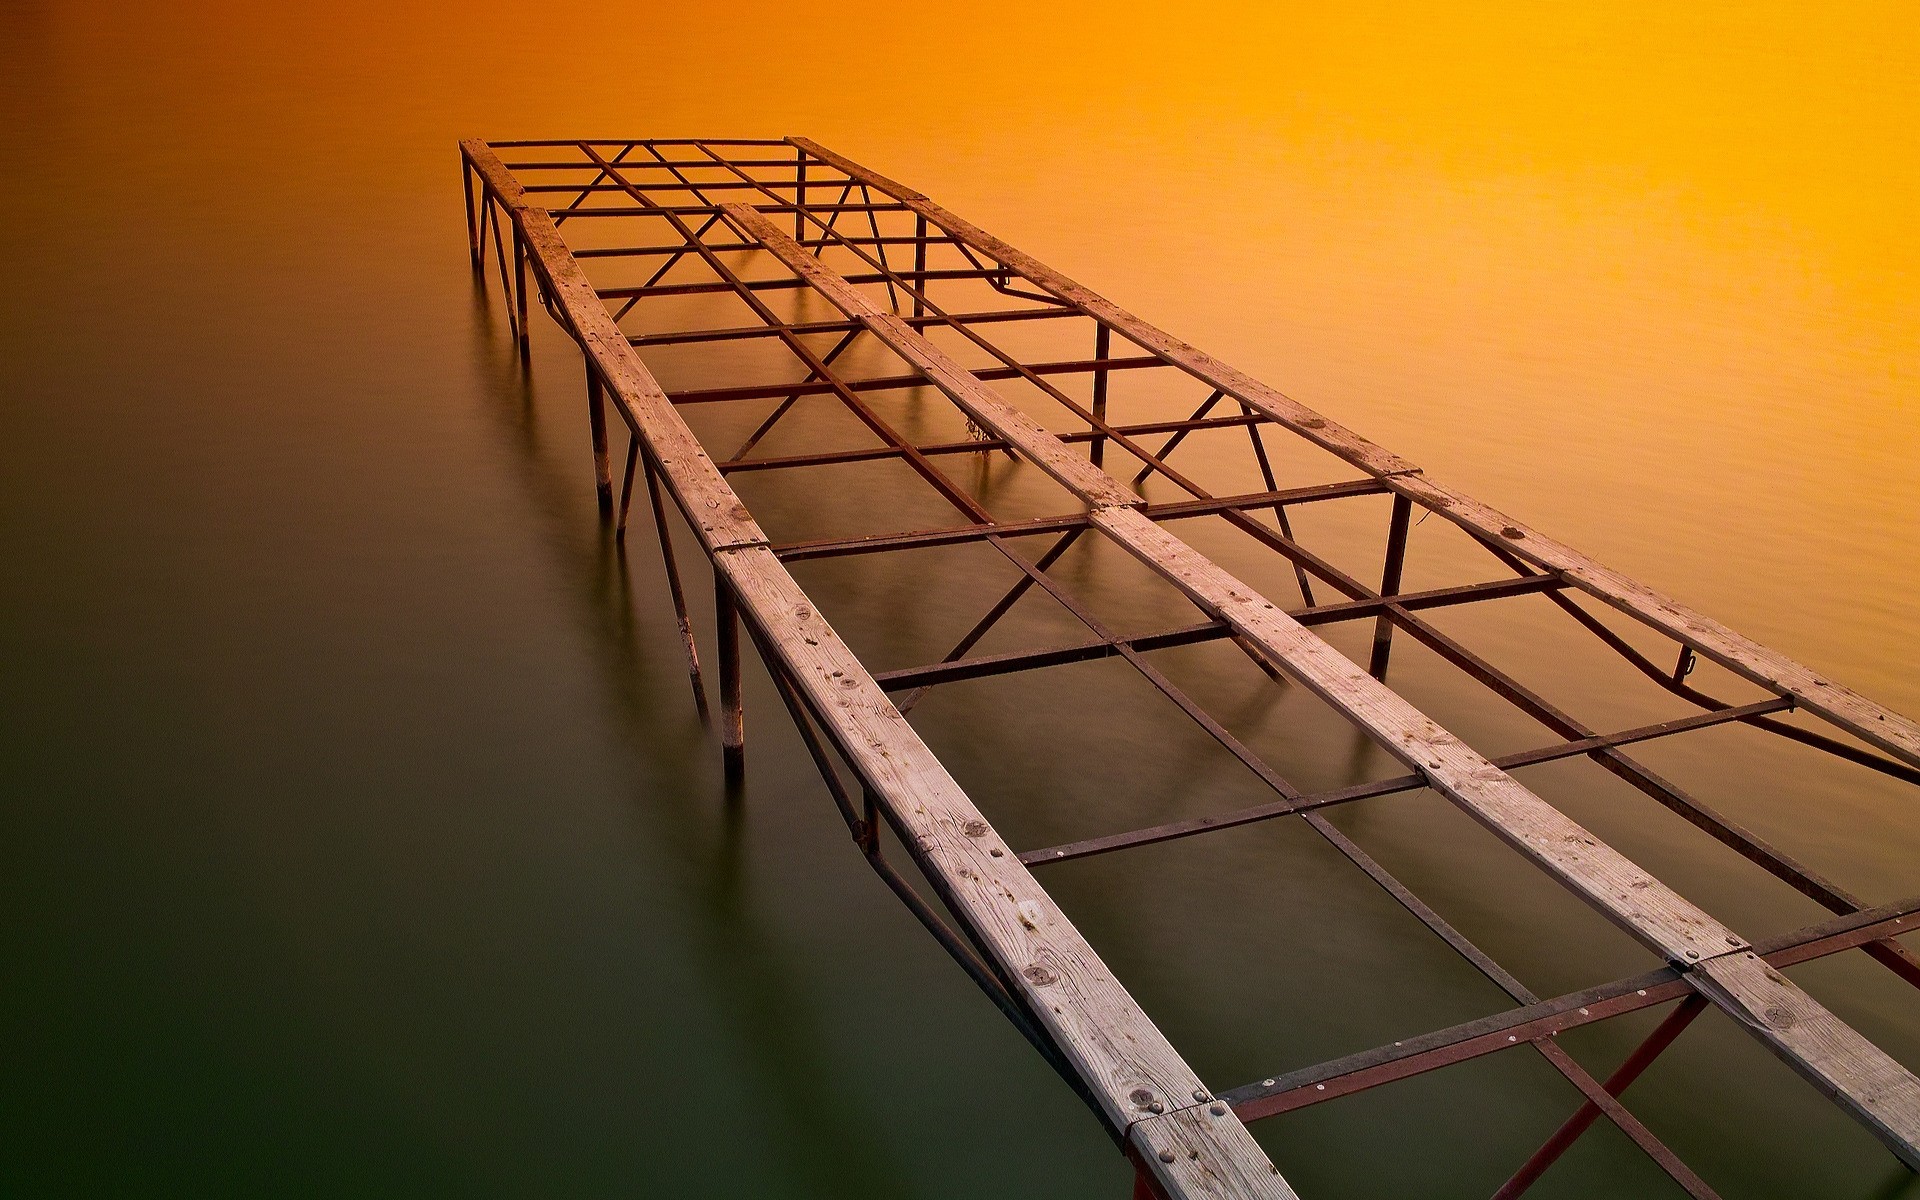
xmin=615 ymin=438 xmax=639 ymax=538
xmin=912 ymin=215 xmax=927 ymax=319
xmin=717 ymin=569 xmax=745 ymax=783
xmin=487 ymin=199 xmax=517 ymax=340
xmin=1091 ymin=324 xmax=1111 ymax=468
xmin=794 ymin=149 xmax=806 ymax=242
xmin=1369 ymin=494 xmax=1415 ymax=680
xmin=585 ymin=366 xmax=613 ymax=517
xmin=642 ymin=454 xmax=708 ymax=720
xmin=462 ymin=158 xmax=481 ymax=270
xmin=513 ymin=223 xmax=531 ymax=357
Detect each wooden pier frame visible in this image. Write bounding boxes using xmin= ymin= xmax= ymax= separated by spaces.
xmin=459 ymin=136 xmax=1920 ymax=1197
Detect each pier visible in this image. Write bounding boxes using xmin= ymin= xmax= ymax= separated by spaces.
xmin=459 ymin=136 xmax=1920 ymax=1198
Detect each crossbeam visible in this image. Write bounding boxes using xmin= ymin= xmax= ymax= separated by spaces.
xmin=724 ymin=198 xmax=1920 ymax=1170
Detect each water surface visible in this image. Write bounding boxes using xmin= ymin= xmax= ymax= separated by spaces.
xmin=4 ymin=4 xmax=1916 ymax=1197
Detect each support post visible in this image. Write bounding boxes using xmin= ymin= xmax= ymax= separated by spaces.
xmin=513 ymin=222 xmax=531 ymax=357
xmin=585 ymin=364 xmax=613 ymax=516
xmin=1369 ymin=494 xmax=1414 ymax=679
xmin=794 ymin=150 xmax=806 ymax=242
xmin=461 ymin=158 xmax=481 ymax=270
xmin=1091 ymin=323 xmax=1111 ymax=468
xmin=641 ymin=454 xmax=708 ymax=719
xmin=717 ymin=568 xmax=745 ymax=783
xmin=913 ymin=215 xmax=928 ymax=319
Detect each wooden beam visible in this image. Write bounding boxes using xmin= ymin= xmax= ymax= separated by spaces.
xmin=467 ymin=143 xmax=1296 ymax=1199
xmin=723 ymin=204 xmax=1138 ymax=509
xmin=1691 ymin=950 xmax=1920 ymax=1169
xmin=792 ymin=134 xmax=1920 ymax=774
xmin=716 ymin=545 xmax=1296 ymax=1199
xmin=787 ymin=137 xmax=1419 ymax=480
xmin=512 ymin=205 xmax=767 ymax=553
xmin=1388 ymin=475 xmax=1920 ymax=770
xmin=726 ymin=192 xmax=1920 ymax=1167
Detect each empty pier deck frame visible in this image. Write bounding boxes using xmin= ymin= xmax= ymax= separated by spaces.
xmin=458 ymin=136 xmax=1920 ymax=1197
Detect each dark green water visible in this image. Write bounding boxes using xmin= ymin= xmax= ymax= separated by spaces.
xmin=5 ymin=4 xmax=1917 ymax=1197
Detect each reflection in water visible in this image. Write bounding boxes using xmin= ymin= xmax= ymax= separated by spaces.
xmin=468 ymin=286 xmax=908 ymax=1196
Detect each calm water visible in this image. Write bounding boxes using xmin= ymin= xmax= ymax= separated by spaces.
xmin=4 ymin=4 xmax=1917 ymax=1197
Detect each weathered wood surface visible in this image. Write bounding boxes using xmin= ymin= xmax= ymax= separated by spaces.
xmin=1692 ymin=950 xmax=1920 ymax=1169
xmin=721 ymin=204 xmax=1139 ymax=510
xmin=714 ymin=546 xmax=1293 ymax=1194
xmin=1088 ymin=505 xmax=1746 ymax=964
xmin=1129 ymin=1103 xmax=1300 ymax=1199
xmin=512 ymin=205 xmax=767 ymax=553
xmin=722 ymin=203 xmax=1920 ymax=1165
xmin=788 ymin=137 xmax=1419 ymax=480
xmin=793 ymin=134 xmax=1920 ymax=774
xmin=1388 ymin=475 xmax=1920 ymax=770
xmin=479 ymin=149 xmax=1295 ymax=1195
xmin=460 ymin=137 xmax=528 ymax=208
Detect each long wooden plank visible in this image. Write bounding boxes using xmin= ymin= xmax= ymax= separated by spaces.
xmin=1691 ymin=951 xmax=1920 ymax=1169
xmin=792 ymin=134 xmax=1920 ymax=772
xmin=787 ymin=137 xmax=1419 ymax=480
xmin=730 ymin=197 xmax=1742 ymax=965
xmin=474 ymin=149 xmax=1296 ymax=1198
xmin=716 ymin=545 xmax=1295 ymax=1199
xmin=721 ymin=204 xmax=1138 ymax=509
xmin=1089 ymin=506 xmax=1745 ymax=963
xmin=512 ymin=206 xmax=767 ymax=553
xmin=723 ymin=199 xmax=1920 ymax=1166
xmin=460 ymin=137 xmax=529 ymax=208
xmin=1387 ymin=475 xmax=1920 ymax=770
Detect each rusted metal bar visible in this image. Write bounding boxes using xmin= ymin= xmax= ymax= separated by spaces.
xmin=716 ymin=566 xmax=744 ymax=784
xmin=1021 ymin=697 xmax=1792 ymax=866
xmin=1368 ymin=494 xmax=1413 ymax=678
xmin=585 ymin=364 xmax=613 ymax=516
xmin=665 ymin=353 xmax=1165 ymax=405
xmin=642 ymin=452 xmax=708 ymax=722
xmin=466 ymin=137 xmax=1920 ymax=1193
xmin=1492 ymin=996 xmax=1711 ymax=1199
xmin=1224 ymin=896 xmax=1920 ymax=1122
xmin=1091 ymin=324 xmax=1111 ymax=467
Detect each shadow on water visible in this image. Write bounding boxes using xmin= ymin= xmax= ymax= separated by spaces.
xmin=463 ymin=276 xmax=908 ymax=1196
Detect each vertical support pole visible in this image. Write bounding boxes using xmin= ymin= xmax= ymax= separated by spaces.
xmin=585 ymin=365 xmax=613 ymax=516
xmin=912 ymin=215 xmax=927 ymax=319
xmin=717 ymin=569 xmax=745 ymax=784
xmin=513 ymin=221 xmax=531 ymax=357
xmin=1368 ymin=494 xmax=1414 ymax=679
xmin=642 ymin=454 xmax=708 ymax=720
xmin=795 ymin=148 xmax=806 ymax=242
xmin=461 ymin=157 xmax=481 ymax=270
xmin=616 ymin=438 xmax=639 ymax=538
xmin=1091 ymin=324 xmax=1111 ymax=468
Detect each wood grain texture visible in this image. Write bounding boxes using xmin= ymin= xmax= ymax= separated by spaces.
xmin=482 ymin=137 xmax=1920 ymax=1180
xmin=476 ymin=159 xmax=1292 ymax=1194
xmin=513 ymin=206 xmax=767 ymax=553
xmin=1389 ymin=475 xmax=1920 ymax=770
xmin=713 ymin=546 xmax=1275 ymax=1150
xmin=461 ymin=138 xmax=528 ymax=208
xmin=1129 ymin=1104 xmax=1301 ymax=1200
xmin=1691 ymin=951 xmax=1920 ymax=1168
xmin=722 ymin=203 xmax=1139 ymax=509
xmin=1089 ymin=505 xmax=1744 ymax=965
xmin=795 ymin=134 xmax=1920 ymax=773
